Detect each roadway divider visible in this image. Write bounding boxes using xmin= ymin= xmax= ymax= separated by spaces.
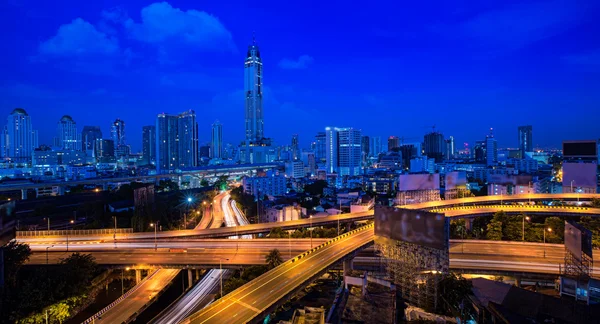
xmin=290 ymin=223 xmax=374 ymax=263
xmin=17 ymin=228 xmax=133 ymax=238
xmin=81 ymin=269 xmax=159 ymax=324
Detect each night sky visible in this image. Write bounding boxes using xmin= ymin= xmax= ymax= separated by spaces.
xmin=1 ymin=0 xmax=599 ymax=152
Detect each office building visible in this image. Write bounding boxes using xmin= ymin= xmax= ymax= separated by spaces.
xmin=156 ymin=110 xmax=198 ymax=172
xmin=81 ymin=126 xmax=102 ymax=153
xmin=1 ymin=108 xmax=38 ymax=162
xmin=399 ymin=143 xmax=421 ymax=168
xmin=244 ymin=36 xmax=264 ymax=142
xmin=291 ymin=134 xmax=300 ymax=160
xmin=518 ymin=125 xmax=533 ymax=157
xmin=361 ymin=135 xmax=370 ymax=165
xmin=315 ymin=132 xmax=326 ymax=162
xmin=410 ymin=156 xmax=435 ymax=173
xmin=301 ymin=151 xmax=316 ymax=176
xmin=388 ymin=136 xmax=400 ymax=151
xmin=423 ymin=131 xmax=444 ymax=163
xmin=486 ymin=129 xmax=498 ymax=166
xmin=242 ymin=170 xmax=286 ymax=198
xmin=369 ymin=136 xmax=382 ymax=157
xmin=54 ymin=115 xmax=81 ymax=151
xmin=325 ymin=127 xmax=362 ymax=176
xmin=285 ymin=160 xmax=305 ymax=178
xmin=199 ymin=145 xmax=211 ymax=159
xmin=94 ymin=139 xmax=115 ymax=158
xmin=211 ymin=120 xmax=223 ymax=159
xmin=445 ymin=136 xmax=455 ymax=160
xmin=142 ymin=125 xmax=156 ymax=165
xmin=111 ymin=118 xmax=126 ymax=147
xmin=474 ymin=140 xmax=486 ymax=163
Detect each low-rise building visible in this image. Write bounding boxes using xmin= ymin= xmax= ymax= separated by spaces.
xmin=264 ymin=204 xmax=300 ymax=222
xmin=242 ymin=170 xmax=287 ymax=198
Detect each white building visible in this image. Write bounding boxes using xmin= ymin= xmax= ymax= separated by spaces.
xmin=325 ymin=127 xmax=362 ymax=177
xmin=1 ymin=108 xmax=38 ymax=162
xmin=285 ymin=160 xmax=305 ymax=178
xmin=410 ymin=157 xmax=435 ymax=173
xmin=54 ymin=115 xmax=81 ymax=151
xmin=265 ymin=205 xmax=300 ymax=223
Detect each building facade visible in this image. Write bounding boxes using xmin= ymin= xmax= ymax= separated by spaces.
xmin=211 ymin=120 xmax=223 ymax=159
xmin=424 ymin=131 xmax=444 ymax=163
xmin=142 ymin=125 xmax=156 ymax=165
xmin=325 ymin=127 xmax=362 ymax=176
xmin=81 ymin=126 xmax=102 ymax=153
xmin=244 ymin=37 xmax=264 ymax=142
xmin=156 ymin=111 xmax=198 ymax=172
xmin=388 ymin=136 xmax=400 ymax=151
xmin=486 ymin=130 xmax=498 ymax=166
xmin=111 ymin=118 xmax=126 ymax=147
xmin=242 ymin=170 xmax=287 ymax=198
xmin=315 ymin=132 xmax=326 ymax=162
xmin=54 ymin=115 xmax=81 ymax=151
xmin=1 ymin=108 xmax=38 ymax=162
xmin=369 ymin=136 xmax=382 ymax=157
xmin=518 ymin=125 xmax=533 ymax=157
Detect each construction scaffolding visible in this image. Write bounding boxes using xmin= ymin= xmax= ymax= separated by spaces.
xmin=374 ymin=237 xmax=449 ymax=312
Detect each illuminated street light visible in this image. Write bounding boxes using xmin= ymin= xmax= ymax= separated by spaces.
xmin=150 ymin=222 xmax=159 ymax=251
xmin=522 ymin=215 xmax=530 ymax=241
xmin=543 ymin=227 xmax=552 ymax=258
xmin=187 ymin=197 xmax=193 ymax=203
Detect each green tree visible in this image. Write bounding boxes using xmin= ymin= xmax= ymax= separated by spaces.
xmin=438 ymin=273 xmax=473 ymax=315
xmin=265 ymin=249 xmax=283 ymax=269
xmin=303 ymin=180 xmax=328 ymax=196
xmin=544 ymin=217 xmax=564 ymax=243
xmin=486 ymin=220 xmax=503 ymax=240
xmin=200 ymin=179 xmax=209 ymax=187
xmin=2 ymin=241 xmax=31 ymax=287
xmin=59 ymin=253 xmax=98 ymax=296
xmin=591 ymin=198 xmax=600 ymax=208
xmin=503 ymin=216 xmax=523 ymax=241
xmin=268 ymin=227 xmax=285 ymax=238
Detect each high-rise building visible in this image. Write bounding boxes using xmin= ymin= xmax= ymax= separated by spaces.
xmin=518 ymin=125 xmax=533 ymax=157
xmin=388 ymin=136 xmax=400 ymax=151
xmin=1 ymin=108 xmax=38 ymax=162
xmin=211 ymin=120 xmax=223 ymax=159
xmin=244 ymin=36 xmax=263 ymax=142
xmin=291 ymin=134 xmax=300 ymax=160
xmin=474 ymin=140 xmax=486 ymax=163
xmin=369 ymin=136 xmax=382 ymax=157
xmin=156 ymin=110 xmax=198 ymax=172
xmin=486 ymin=129 xmax=498 ymax=166
xmin=325 ymin=127 xmax=362 ymax=176
xmin=81 ymin=126 xmax=102 ymax=153
xmin=445 ymin=136 xmax=455 ymax=160
xmin=361 ymin=136 xmax=370 ymax=158
xmin=111 ymin=118 xmax=126 ymax=146
xmin=54 ymin=115 xmax=81 ymax=151
xmin=142 ymin=125 xmax=156 ymax=165
xmin=423 ymin=131 xmax=444 ymax=163
xmin=95 ymin=139 xmax=115 ymax=158
xmin=315 ymin=132 xmax=326 ymax=162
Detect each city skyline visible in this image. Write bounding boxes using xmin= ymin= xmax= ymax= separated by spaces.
xmin=1 ymin=1 xmax=600 ymax=151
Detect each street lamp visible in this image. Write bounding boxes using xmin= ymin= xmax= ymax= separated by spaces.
xmin=66 ymin=220 xmax=74 ymax=252
xmin=528 ymin=181 xmax=532 ymax=204
xmin=522 ymin=216 xmax=530 ymax=241
xmin=46 ymin=245 xmax=54 ymax=265
xmin=309 ymin=216 xmax=313 ymax=249
xmin=543 ymin=227 xmax=552 ymax=258
xmin=150 ymin=222 xmax=159 ymax=251
xmin=122 ymin=267 xmax=130 ymax=295
xmin=219 ymin=258 xmax=230 ymax=297
xmin=113 ymin=216 xmax=118 ymax=247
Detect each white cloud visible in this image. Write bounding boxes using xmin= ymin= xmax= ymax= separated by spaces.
xmin=124 ymin=2 xmax=236 ymax=52
xmin=278 ymin=55 xmax=314 ymax=69
xmin=39 ymin=18 xmax=119 ymax=57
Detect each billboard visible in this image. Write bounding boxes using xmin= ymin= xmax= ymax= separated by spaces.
xmin=562 ymin=162 xmax=597 ymax=189
xmin=563 ymin=140 xmax=598 ymax=158
xmin=398 ymin=173 xmax=440 ymax=191
xmin=564 ymin=221 xmax=593 ymax=262
xmin=445 ymin=171 xmax=467 ymax=190
xmin=374 ymin=206 xmax=448 ymax=250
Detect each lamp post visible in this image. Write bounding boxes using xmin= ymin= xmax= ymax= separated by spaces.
xmin=47 ymin=217 xmax=50 ymax=231
xmin=46 ymin=245 xmax=54 ymax=265
xmin=528 ymin=181 xmax=532 ymax=204
xmin=288 ymin=230 xmax=292 ymax=259
xmin=219 ymin=258 xmax=230 ymax=297
xmin=150 ymin=222 xmax=158 ymax=251
xmin=66 ymin=220 xmax=74 ymax=252
xmin=543 ymin=227 xmax=552 ymax=258
xmin=309 ymin=216 xmax=313 ymax=249
xmin=522 ymin=215 xmax=530 ymax=241
xmin=113 ymin=215 xmax=117 ymax=247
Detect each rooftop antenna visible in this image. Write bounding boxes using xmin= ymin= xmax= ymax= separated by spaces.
xmin=252 ymin=31 xmax=256 ymax=44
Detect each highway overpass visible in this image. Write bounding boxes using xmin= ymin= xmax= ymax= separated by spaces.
xmin=431 ymin=204 xmax=600 ymax=218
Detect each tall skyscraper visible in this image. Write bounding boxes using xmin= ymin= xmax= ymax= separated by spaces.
xmin=325 ymin=127 xmax=362 ymax=176
xmin=291 ymin=134 xmax=299 ymax=160
xmin=54 ymin=115 xmax=81 ymax=151
xmin=111 ymin=118 xmax=126 ymax=147
xmin=1 ymin=108 xmax=38 ymax=162
xmin=142 ymin=125 xmax=156 ymax=165
xmin=423 ymin=131 xmax=444 ymax=163
xmin=388 ymin=136 xmax=400 ymax=151
xmin=486 ymin=129 xmax=498 ymax=166
xmin=95 ymin=139 xmax=115 ymax=159
xmin=361 ymin=135 xmax=370 ymax=165
xmin=81 ymin=126 xmax=102 ymax=153
xmin=156 ymin=110 xmax=198 ymax=172
xmin=315 ymin=132 xmax=326 ymax=162
xmin=244 ymin=36 xmax=263 ymax=142
xmin=445 ymin=136 xmax=455 ymax=160
xmin=518 ymin=125 xmax=533 ymax=157
xmin=369 ymin=136 xmax=382 ymax=157
xmin=211 ymin=120 xmax=223 ymax=159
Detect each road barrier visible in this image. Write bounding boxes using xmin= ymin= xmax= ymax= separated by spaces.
xmin=17 ymin=228 xmax=133 ymax=238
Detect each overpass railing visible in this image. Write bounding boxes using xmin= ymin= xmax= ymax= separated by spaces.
xmin=16 ymin=228 xmax=133 ymax=238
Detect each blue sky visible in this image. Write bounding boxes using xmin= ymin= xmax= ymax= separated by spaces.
xmin=1 ymin=0 xmax=599 ymax=152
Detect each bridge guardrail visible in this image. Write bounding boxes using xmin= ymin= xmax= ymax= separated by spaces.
xmin=17 ymin=228 xmax=133 ymax=238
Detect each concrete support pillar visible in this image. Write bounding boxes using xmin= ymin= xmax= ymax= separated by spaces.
xmin=343 ymin=259 xmax=353 ymax=276
xmin=362 ymin=273 xmax=368 ymax=298
xmin=57 ymin=186 xmax=65 ymax=196
xmin=195 ymin=269 xmax=200 ymax=281
xmin=188 ymin=269 xmax=193 ymax=289
xmin=20 ymin=189 xmax=27 ymax=200
xmin=515 ymin=277 xmax=521 ymax=287
xmin=346 ymin=223 xmax=352 ymax=231
xmin=135 ymin=269 xmax=142 ymax=284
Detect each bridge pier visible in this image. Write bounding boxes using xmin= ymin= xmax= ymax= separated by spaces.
xmin=57 ymin=186 xmax=65 ymax=196
xmin=135 ymin=269 xmax=142 ymax=284
xmin=195 ymin=269 xmax=200 ymax=281
xmin=20 ymin=189 xmax=27 ymax=200
xmin=188 ymin=269 xmax=193 ymax=289
xmin=343 ymin=259 xmax=353 ymax=276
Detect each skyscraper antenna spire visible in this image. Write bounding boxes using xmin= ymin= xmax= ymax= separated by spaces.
xmin=252 ymin=31 xmax=256 ymax=44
